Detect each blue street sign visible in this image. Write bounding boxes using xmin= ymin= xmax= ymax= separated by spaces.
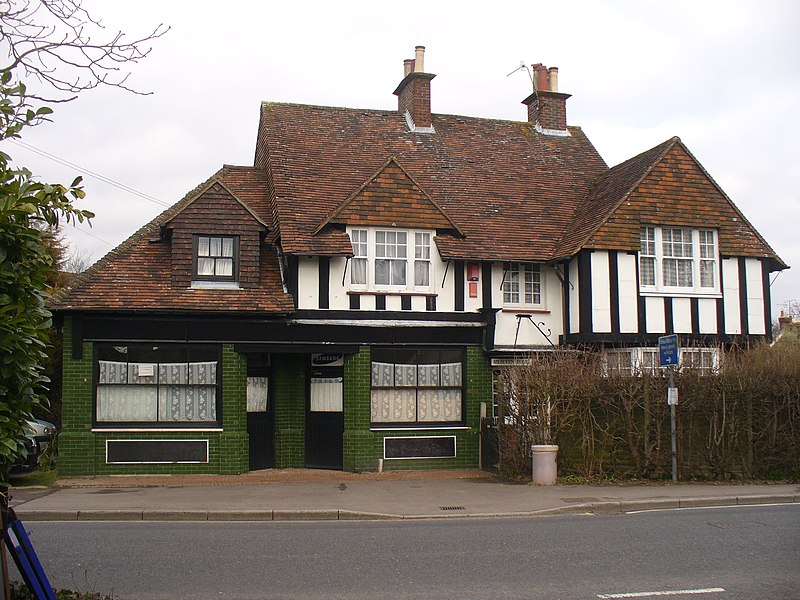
xmin=658 ymin=334 xmax=679 ymax=367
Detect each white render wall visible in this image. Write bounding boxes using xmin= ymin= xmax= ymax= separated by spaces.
xmin=569 ymin=258 xmax=580 ymax=335
xmin=295 ymin=247 xmax=770 ymax=341
xmin=722 ymin=258 xmax=741 ymax=335
xmin=493 ymin=263 xmax=563 ymax=348
xmin=590 ymin=251 xmax=612 ymax=333
xmin=745 ymin=258 xmax=766 ymax=335
xmin=617 ymin=253 xmax=639 ymax=334
xmin=576 ymin=253 xmax=769 ymax=338
xmin=297 ymin=240 xmax=457 ymax=311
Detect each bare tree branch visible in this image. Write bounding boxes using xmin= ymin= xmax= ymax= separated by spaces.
xmin=0 ymin=0 xmax=169 ymax=102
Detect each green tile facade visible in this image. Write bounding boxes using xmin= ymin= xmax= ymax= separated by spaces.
xmin=59 ymin=318 xmax=248 ymax=476
xmin=60 ymin=317 xmax=491 ymax=475
xmin=342 ymin=345 xmax=491 ymax=472
xmin=272 ymin=353 xmax=306 ymax=468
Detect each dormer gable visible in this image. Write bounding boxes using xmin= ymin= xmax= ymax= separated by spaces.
xmin=558 ymin=137 xmax=786 ymax=271
xmin=314 ymin=158 xmax=462 ymax=236
xmin=165 ymin=180 xmax=270 ymax=289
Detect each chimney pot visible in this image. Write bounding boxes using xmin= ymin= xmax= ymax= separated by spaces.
xmin=394 ymin=46 xmax=435 ymax=130
xmin=534 ymin=64 xmax=549 ymax=92
xmin=415 ymin=46 xmax=425 ymax=73
xmin=548 ymin=67 xmax=559 ymax=92
xmin=521 ymin=62 xmax=571 ymax=132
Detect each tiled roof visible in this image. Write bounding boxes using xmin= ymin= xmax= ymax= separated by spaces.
xmin=315 ymin=158 xmax=462 ymax=236
xmin=255 ymin=102 xmax=608 ymax=261
xmin=555 ymin=138 xmax=675 ymax=258
xmin=50 ymin=166 xmax=295 ymax=313
xmin=556 ymin=137 xmax=786 ymax=268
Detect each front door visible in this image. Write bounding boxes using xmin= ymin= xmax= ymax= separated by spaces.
xmin=247 ymin=356 xmax=274 ymax=470
xmin=305 ymin=360 xmax=344 ymax=470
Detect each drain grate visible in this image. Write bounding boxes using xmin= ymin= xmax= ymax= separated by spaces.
xmin=440 ymin=506 xmax=465 ymax=511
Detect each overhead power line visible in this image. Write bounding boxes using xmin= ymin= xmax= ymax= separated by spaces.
xmin=8 ymin=139 xmax=172 ymax=208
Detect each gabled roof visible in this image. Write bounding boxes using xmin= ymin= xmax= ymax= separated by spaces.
xmin=314 ymin=158 xmax=463 ymax=236
xmin=51 ymin=166 xmax=295 ymax=313
xmin=556 ymin=137 xmax=786 ymax=270
xmin=164 ymin=173 xmax=271 ymax=231
xmin=555 ymin=137 xmax=676 ymax=258
xmin=255 ymin=102 xmax=608 ymax=261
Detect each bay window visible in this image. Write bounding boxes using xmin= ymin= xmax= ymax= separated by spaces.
xmin=639 ymin=227 xmax=719 ymax=294
xmin=348 ymin=228 xmax=434 ymax=292
xmin=95 ymin=344 xmax=221 ymax=427
xmin=371 ymin=348 xmax=464 ymax=426
xmin=375 ymin=230 xmax=407 ymax=285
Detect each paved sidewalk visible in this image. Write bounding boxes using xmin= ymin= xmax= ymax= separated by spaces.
xmin=8 ymin=470 xmax=798 ymax=522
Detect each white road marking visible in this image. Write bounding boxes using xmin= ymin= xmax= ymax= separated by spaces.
xmin=597 ymin=588 xmax=725 ymax=598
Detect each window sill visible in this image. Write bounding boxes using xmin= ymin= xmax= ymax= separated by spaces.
xmin=370 ymin=426 xmax=469 ymax=431
xmin=92 ymin=427 xmax=223 ymax=433
xmin=501 ymin=308 xmax=550 ymax=314
xmin=191 ymin=281 xmax=241 ymax=290
xmin=639 ymin=290 xmax=722 ymax=299
xmin=347 ymin=291 xmax=438 ymax=297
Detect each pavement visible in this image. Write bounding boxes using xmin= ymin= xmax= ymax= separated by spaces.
xmin=7 ymin=470 xmax=799 ymax=522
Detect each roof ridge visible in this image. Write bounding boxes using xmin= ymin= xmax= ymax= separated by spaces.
xmin=259 ymin=100 xmax=588 ymax=129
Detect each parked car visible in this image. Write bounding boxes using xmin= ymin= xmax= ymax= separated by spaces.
xmin=11 ymin=419 xmax=56 ymax=471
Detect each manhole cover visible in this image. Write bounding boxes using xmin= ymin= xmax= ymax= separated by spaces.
xmin=440 ymin=506 xmax=465 ymax=511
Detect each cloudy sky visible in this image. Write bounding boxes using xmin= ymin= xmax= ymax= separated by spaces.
xmin=4 ymin=0 xmax=799 ymax=316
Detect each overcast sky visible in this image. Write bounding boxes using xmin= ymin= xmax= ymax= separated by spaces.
xmin=4 ymin=0 xmax=799 ymax=316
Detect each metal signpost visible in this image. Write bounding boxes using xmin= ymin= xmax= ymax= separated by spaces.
xmin=659 ymin=334 xmax=679 ymax=482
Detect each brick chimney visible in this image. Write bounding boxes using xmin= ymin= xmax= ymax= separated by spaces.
xmin=393 ymin=46 xmax=436 ymax=132
xmin=521 ymin=63 xmax=571 ymax=135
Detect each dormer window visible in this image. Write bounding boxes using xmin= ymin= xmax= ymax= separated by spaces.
xmin=194 ymin=235 xmax=238 ymax=282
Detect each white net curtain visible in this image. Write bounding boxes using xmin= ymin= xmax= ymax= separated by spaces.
xmin=370 ymin=353 xmax=462 ymax=424
xmin=97 ymin=360 xmax=217 ymax=423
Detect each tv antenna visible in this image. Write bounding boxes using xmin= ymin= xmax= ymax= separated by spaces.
xmin=507 ymin=61 xmax=535 ymax=91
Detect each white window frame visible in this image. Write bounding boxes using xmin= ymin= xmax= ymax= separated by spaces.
xmin=639 ymin=227 xmax=720 ymax=297
xmin=347 ymin=227 xmax=435 ymax=293
xmin=502 ymin=262 xmax=544 ymax=309
xmin=603 ymin=347 xmax=720 ymax=376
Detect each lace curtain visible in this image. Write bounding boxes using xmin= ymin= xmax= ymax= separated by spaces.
xmin=97 ymin=385 xmax=158 ymax=421
xmin=97 ymin=360 xmax=217 ymax=423
xmin=310 ymin=377 xmax=343 ymax=412
xmin=418 ymin=389 xmax=462 ymax=421
xmin=247 ymin=377 xmax=269 ymax=412
xmin=370 ymin=356 xmax=463 ymax=424
xmin=371 ymin=389 xmax=416 ymax=422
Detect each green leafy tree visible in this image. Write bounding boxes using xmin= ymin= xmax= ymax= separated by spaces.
xmin=0 ymin=1 xmax=166 ymax=474
xmin=0 ymin=70 xmax=92 ymax=473
xmin=0 ymin=5 xmax=166 ymax=596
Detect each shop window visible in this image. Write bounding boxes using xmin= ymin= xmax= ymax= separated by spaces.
xmin=95 ymin=344 xmax=221 ymax=427
xmin=370 ymin=348 xmax=464 ymax=426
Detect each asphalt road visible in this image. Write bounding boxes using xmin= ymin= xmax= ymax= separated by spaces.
xmin=11 ymin=504 xmax=800 ymax=600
